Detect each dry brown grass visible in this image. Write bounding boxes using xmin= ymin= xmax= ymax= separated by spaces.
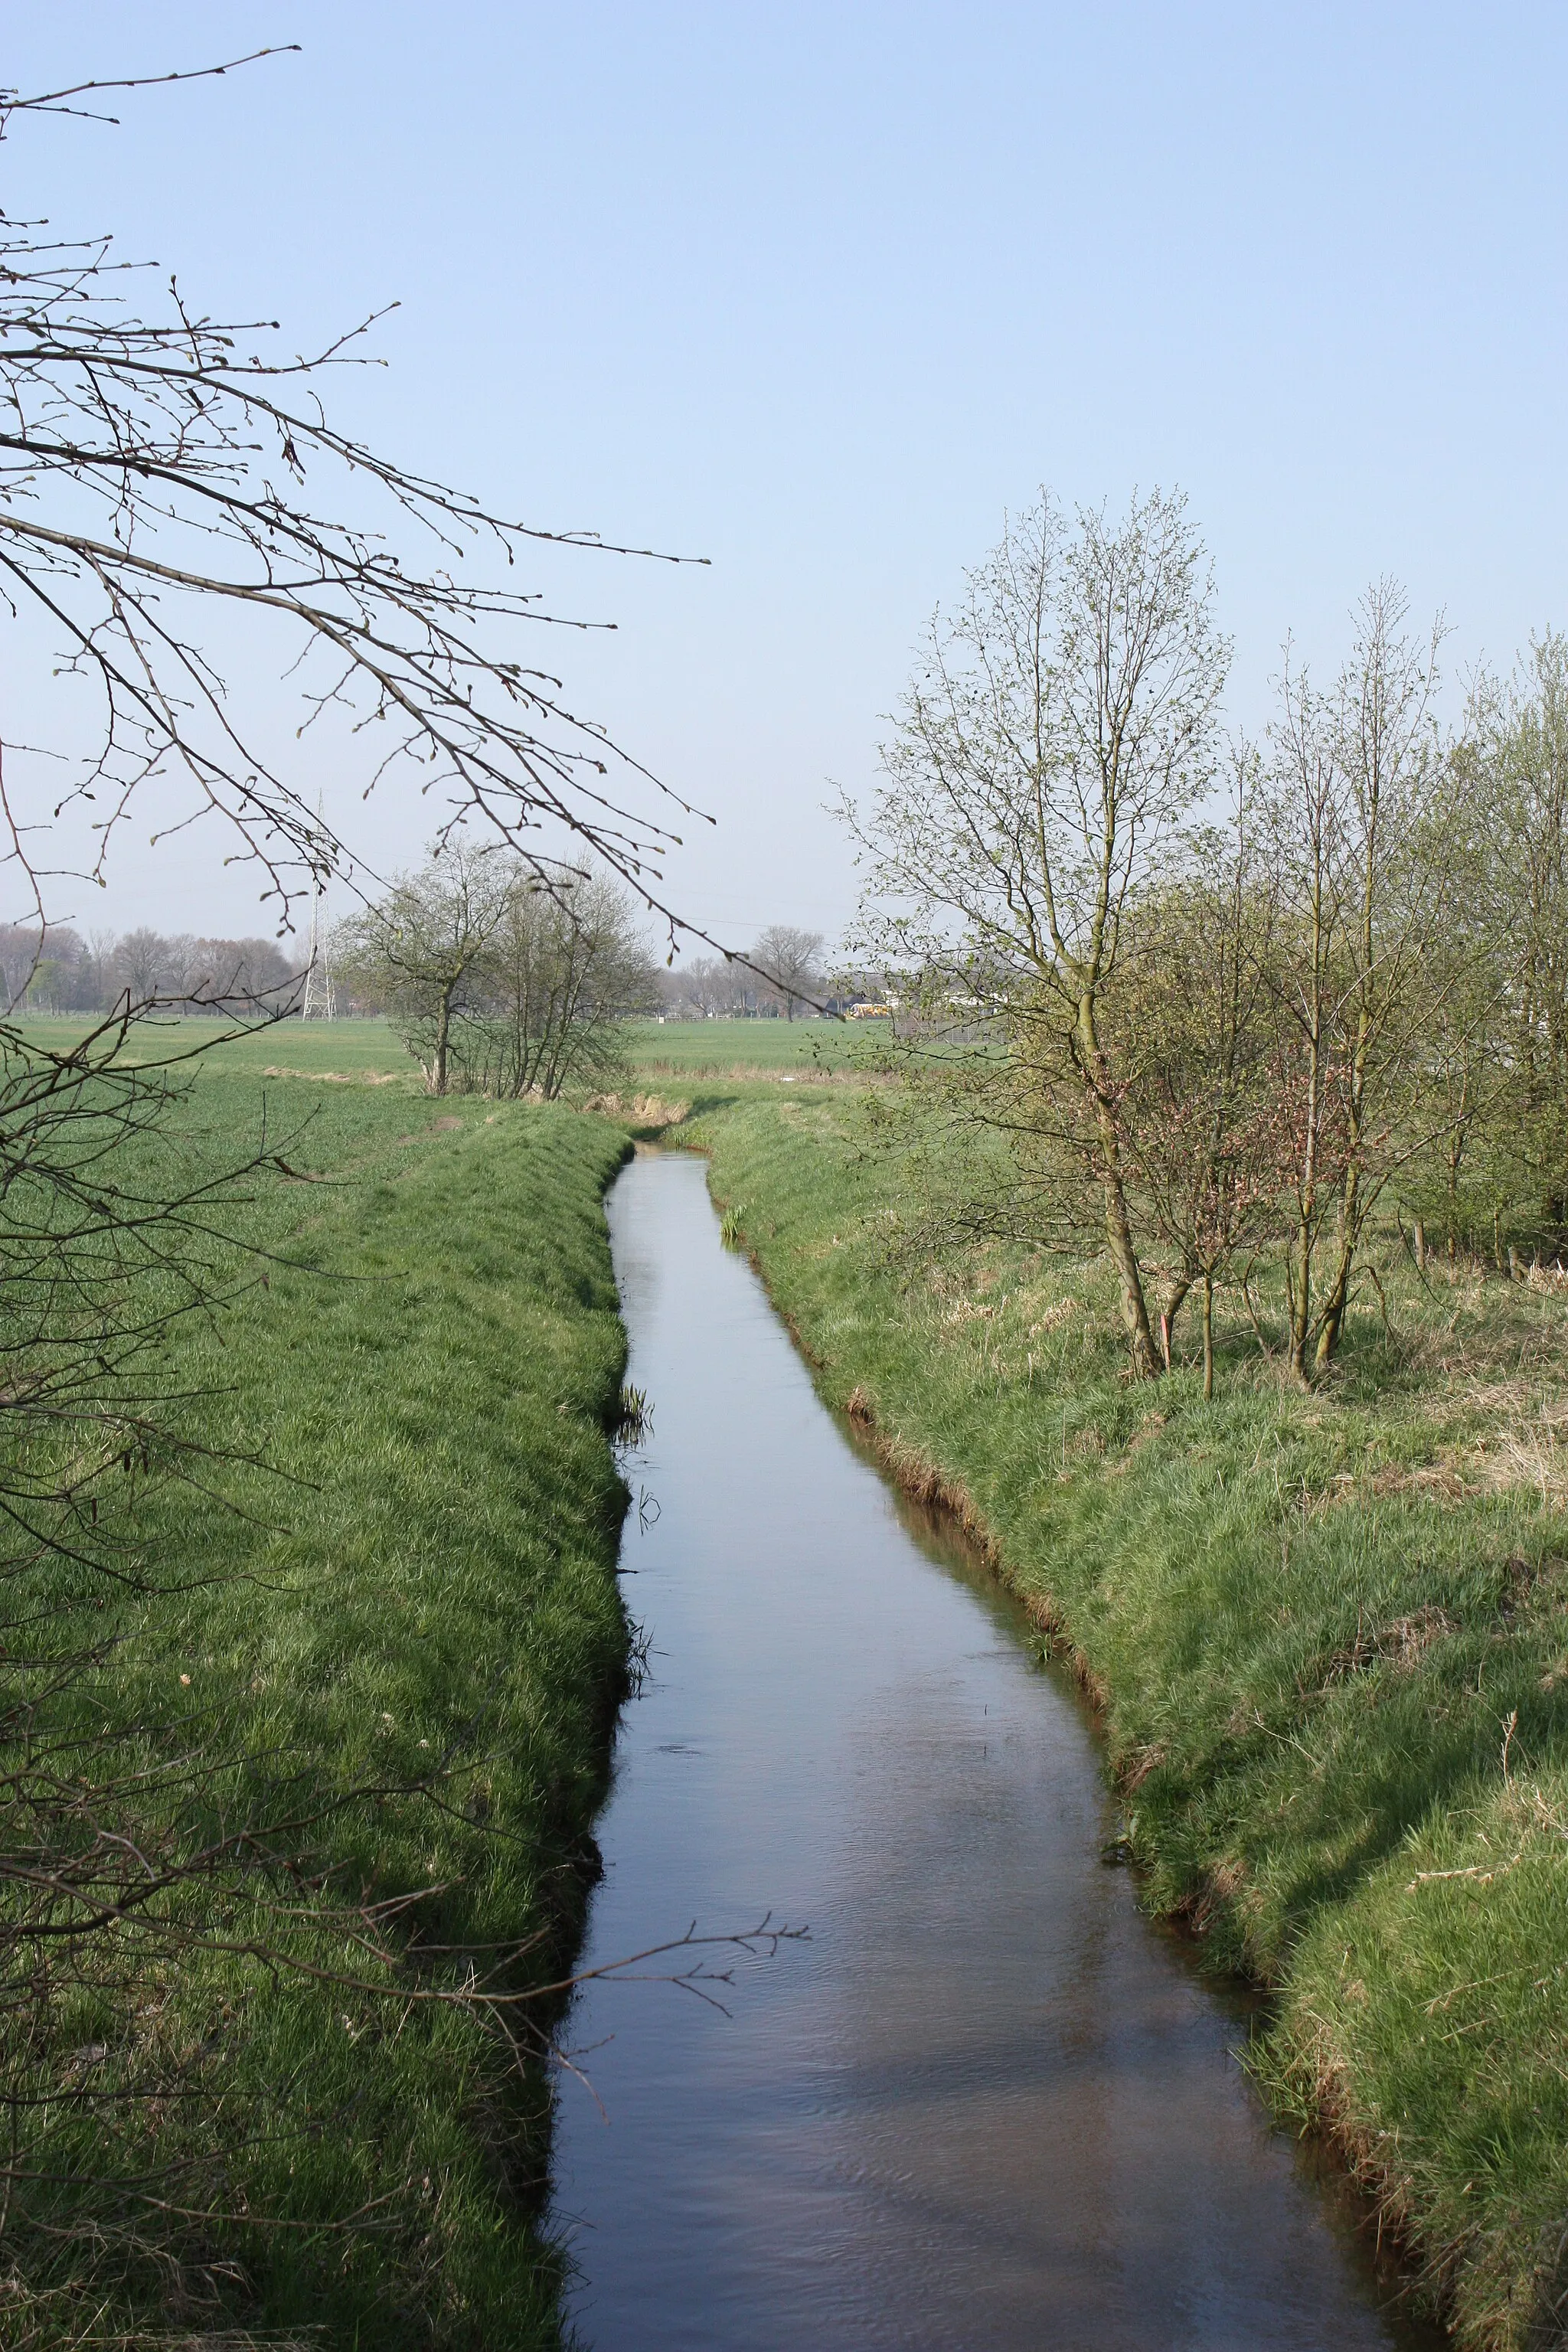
xmin=260 ymin=1065 xmax=403 ymax=1086
xmin=0 ymin=2276 xmax=325 ymax=2350
xmin=1324 ymin=1605 xmax=1457 ymax=1683
xmin=579 ymin=1090 xmax=690 ymax=1125
xmin=1469 ymin=1403 xmax=1568 ymax=1508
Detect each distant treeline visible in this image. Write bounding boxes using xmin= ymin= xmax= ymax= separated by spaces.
xmin=653 ymin=958 xmax=797 ymax=1019
xmin=5 ymin=915 xmax=883 ymax=1025
xmin=2 ymin=925 xmax=300 ymax=1014
xmin=653 ymin=929 xmax=886 ymax=1021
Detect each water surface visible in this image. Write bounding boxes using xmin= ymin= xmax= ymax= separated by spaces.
xmin=549 ymin=1152 xmax=1433 ymax=2351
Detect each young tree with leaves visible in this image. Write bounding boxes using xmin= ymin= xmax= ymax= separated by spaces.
xmin=469 ymin=867 xmax=660 ymax=1097
xmin=337 ymin=847 xmax=512 ymax=1093
xmin=1261 ymin=586 xmax=1452 ymax=1374
xmin=847 ymin=490 xmax=1229 ymax=1376
xmin=1108 ymin=775 xmax=1290 ymax=1393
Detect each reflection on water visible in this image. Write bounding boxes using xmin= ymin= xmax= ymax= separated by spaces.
xmin=547 ymin=1153 xmax=1438 ymax=2351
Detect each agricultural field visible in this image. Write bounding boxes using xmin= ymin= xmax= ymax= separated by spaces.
xmin=2 ymin=1067 xmax=633 ymax=2349
xmin=17 ymin=1012 xmax=880 ymax=1089
xmin=675 ymin=1080 xmax=1568 ymax=2352
xmin=622 ymin=1014 xmax=875 ymax=1077
xmin=18 ymin=1012 xmax=415 ymax=1080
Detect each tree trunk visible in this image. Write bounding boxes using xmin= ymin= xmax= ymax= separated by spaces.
xmin=1102 ymin=1168 xmax=1158 ymax=1377
xmin=1077 ymin=995 xmax=1158 ymax=1377
xmin=1289 ymin=834 xmax=1329 ymax=1383
xmin=1158 ymin=1278 xmax=1192 ymax=1370
xmin=1288 ymin=1036 xmax=1324 ymax=1379
xmin=1413 ymin=1218 xmax=1426 ymax=1270
xmin=1288 ymin=1205 xmax=1313 ymax=1381
xmin=433 ymin=984 xmax=454 ymax=1094
xmin=1314 ymin=1165 xmax=1361 ymax=1373
xmin=1201 ymin=1274 xmax=1214 ymax=1400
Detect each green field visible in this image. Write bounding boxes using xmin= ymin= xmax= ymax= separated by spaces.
xmin=622 ymin=1014 xmax=874 ymax=1075
xmin=5 ymin=1070 xmax=633 ymax=2348
xmin=17 ymin=1012 xmax=880 ymax=1086
xmin=18 ymin=1011 xmax=416 ymax=1079
xmin=673 ymin=1080 xmax=1568 ymax=2352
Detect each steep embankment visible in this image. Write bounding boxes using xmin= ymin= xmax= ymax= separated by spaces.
xmin=681 ymin=1086 xmax=1568 ymax=2352
xmin=7 ymin=1077 xmax=632 ymax=2351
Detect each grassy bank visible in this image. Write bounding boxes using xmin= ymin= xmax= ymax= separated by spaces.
xmin=5 ymin=1071 xmax=633 ymax=2348
xmin=673 ymin=1080 xmax=1568 ymax=2352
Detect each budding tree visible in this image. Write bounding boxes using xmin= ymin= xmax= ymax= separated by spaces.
xmin=846 ymin=490 xmax=1229 ymax=1375
xmin=1105 ymin=768 xmax=1290 ymax=1394
xmin=1261 ymin=586 xmax=1452 ymax=1374
xmin=466 ymin=866 xmax=661 ymax=1097
xmin=336 ymin=846 xmax=512 ymax=1093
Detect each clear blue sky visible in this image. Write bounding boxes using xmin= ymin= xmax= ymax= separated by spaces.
xmin=8 ymin=4 xmax=1566 ymax=952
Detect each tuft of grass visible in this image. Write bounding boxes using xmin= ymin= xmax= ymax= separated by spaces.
xmin=718 ymin=1202 xmax=746 ymax=1250
xmin=612 ymin=1381 xmax=653 ymax=1443
xmin=674 ymin=1088 xmax=1568 ymax=2352
xmin=2 ymin=1073 xmax=633 ymax=2349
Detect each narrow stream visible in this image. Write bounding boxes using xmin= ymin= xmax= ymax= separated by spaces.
xmin=548 ymin=1152 xmax=1436 ymax=2350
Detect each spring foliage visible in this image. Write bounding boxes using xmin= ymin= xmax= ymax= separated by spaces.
xmin=849 ymin=493 xmax=1568 ymax=1385
xmin=338 ymin=852 xmax=661 ymax=1097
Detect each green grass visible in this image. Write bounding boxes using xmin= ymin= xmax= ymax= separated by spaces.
xmin=18 ymin=1011 xmax=416 ymax=1079
xmin=622 ymin=1014 xmax=874 ymax=1076
xmin=4 ymin=1071 xmax=633 ymax=2347
xmin=17 ymin=1011 xmax=883 ymax=1087
xmin=23 ymin=1024 xmax=1563 ymax=2342
xmin=673 ymin=1081 xmax=1568 ymax=2352
xmin=18 ymin=1012 xmax=880 ymax=1091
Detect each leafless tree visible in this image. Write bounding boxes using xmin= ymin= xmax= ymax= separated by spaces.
xmin=750 ymin=925 xmax=825 ymax=1019
xmin=665 ymin=952 xmax=746 ymax=1018
xmin=109 ymin=926 xmax=190 ymax=1000
xmin=0 ymin=52 xmax=712 ymax=977
xmin=185 ymin=933 xmax=296 ymax=1004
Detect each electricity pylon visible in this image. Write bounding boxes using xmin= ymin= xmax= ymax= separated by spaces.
xmin=300 ymin=812 xmax=336 ymax=1020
